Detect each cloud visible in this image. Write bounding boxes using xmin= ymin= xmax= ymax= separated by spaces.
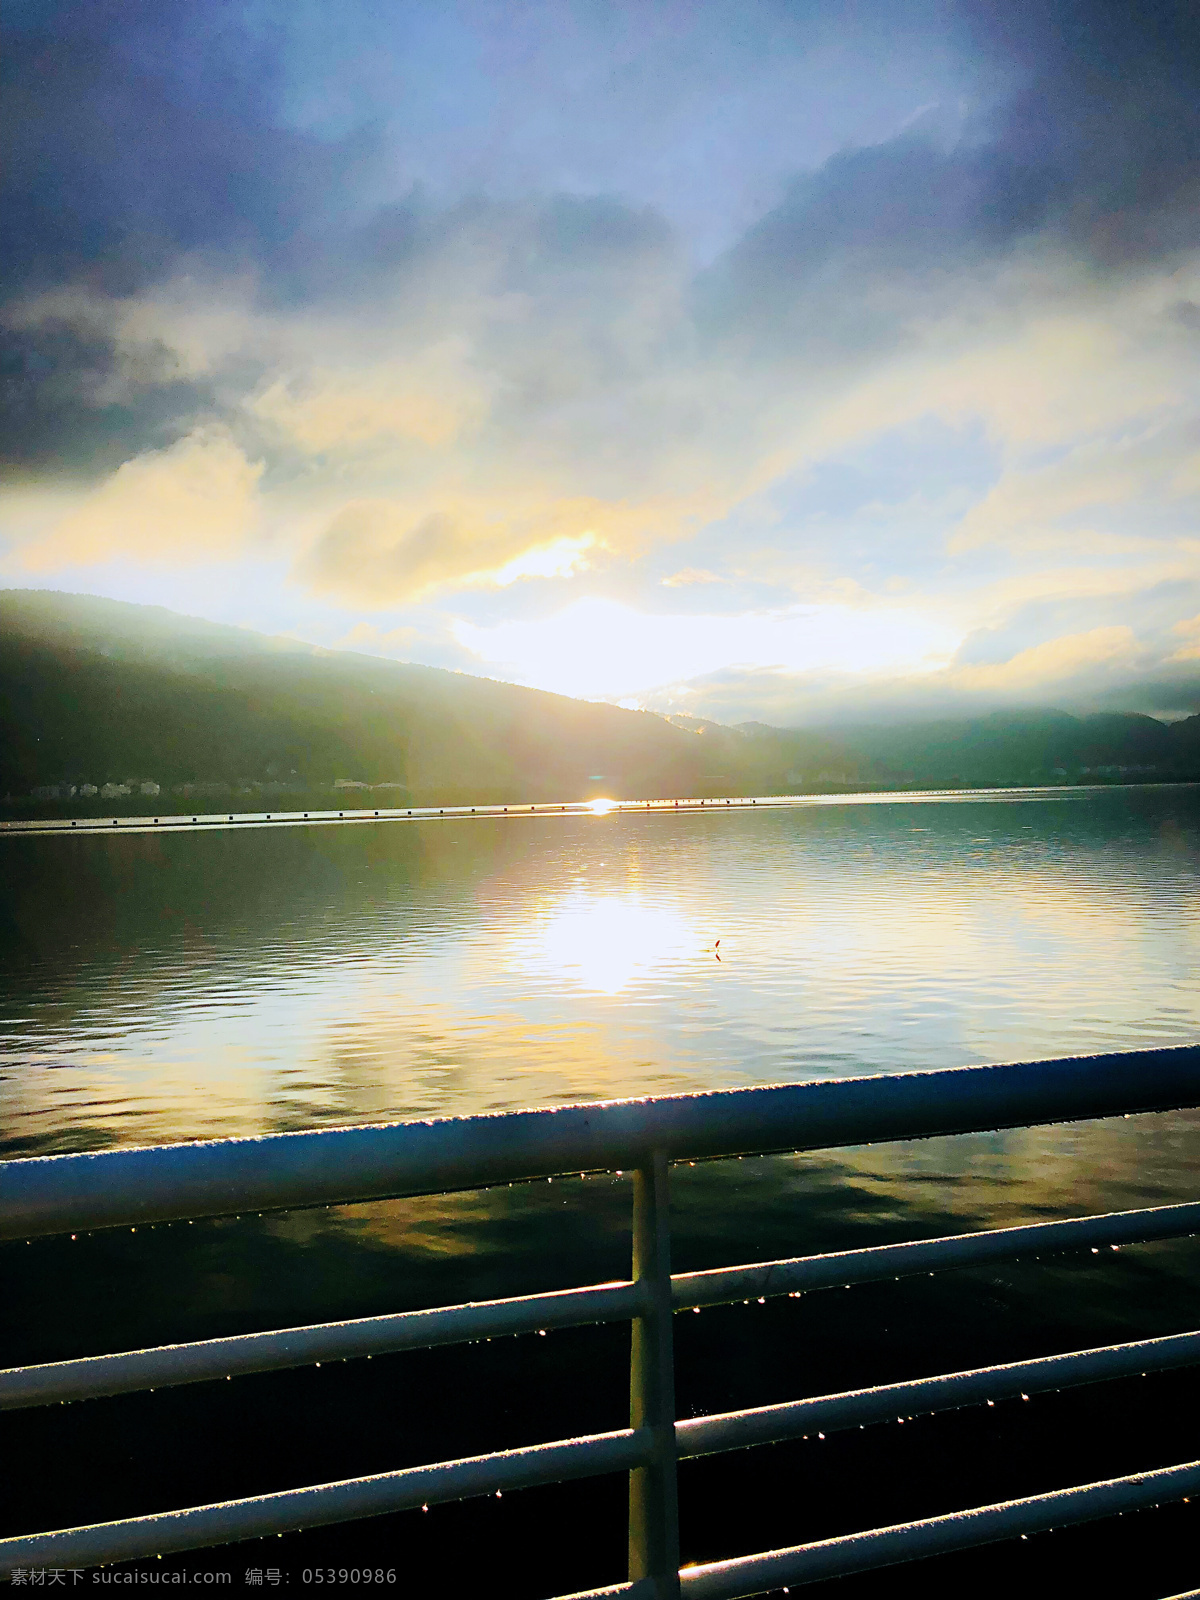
xmin=486 ymin=535 xmax=600 ymax=586
xmin=13 ymin=427 xmax=263 ymax=571
xmin=6 ymin=0 xmax=1200 ymax=721
xmin=951 ymin=624 xmax=1143 ymax=692
xmin=662 ymin=568 xmax=721 ymax=587
xmin=4 ymin=280 xmax=258 ymax=386
xmin=247 ymin=337 xmax=494 ymax=453
xmin=950 ymin=446 xmax=1155 ymax=557
xmin=301 ymin=493 xmax=689 ymax=605
xmin=3 ymin=1 xmax=370 ymax=297
xmin=1171 ymin=613 xmax=1200 ymax=662
xmin=641 ymin=605 xmax=1200 ymax=726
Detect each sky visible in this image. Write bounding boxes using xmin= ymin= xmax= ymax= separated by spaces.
xmin=4 ymin=0 xmax=1200 ymax=726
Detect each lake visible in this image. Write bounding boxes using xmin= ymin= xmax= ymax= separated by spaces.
xmin=4 ymin=784 xmax=1200 ymax=1596
xmin=4 ymin=784 xmax=1199 ymax=1156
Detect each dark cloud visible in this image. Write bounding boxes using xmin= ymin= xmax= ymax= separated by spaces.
xmin=970 ymin=0 xmax=1200 ymax=265
xmin=700 ymin=0 xmax=1200 ymax=363
xmin=0 ymin=317 xmax=220 ymax=477
xmin=7 ymin=0 xmax=1199 ymax=467
xmin=0 ymin=0 xmax=385 ymax=473
xmin=2 ymin=0 xmax=374 ymax=298
xmin=8 ymin=0 xmax=1199 ymax=312
xmin=703 ymin=134 xmax=1045 ymax=348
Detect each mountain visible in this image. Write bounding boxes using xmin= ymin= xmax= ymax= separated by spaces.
xmin=667 ymin=705 xmax=1200 ymax=790
xmin=0 ymin=590 xmax=710 ymax=810
xmin=2 ymin=590 xmax=1198 ymax=816
xmin=828 ymin=709 xmax=1198 ymax=788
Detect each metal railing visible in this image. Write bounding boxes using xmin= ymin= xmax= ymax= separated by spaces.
xmin=4 ymin=1045 xmax=1200 ymax=1596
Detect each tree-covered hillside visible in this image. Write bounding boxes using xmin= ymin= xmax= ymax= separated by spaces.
xmin=0 ymin=591 xmax=709 ymax=810
xmin=831 ymin=710 xmax=1200 ymax=789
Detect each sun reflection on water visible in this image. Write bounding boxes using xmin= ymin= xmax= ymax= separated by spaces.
xmin=508 ymin=892 xmax=695 ymax=994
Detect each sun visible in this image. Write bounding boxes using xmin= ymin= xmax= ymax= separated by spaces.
xmin=587 ymin=797 xmax=618 ymax=814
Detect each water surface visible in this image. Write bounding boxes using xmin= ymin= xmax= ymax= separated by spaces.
xmin=2 ymin=784 xmax=1198 ymax=1156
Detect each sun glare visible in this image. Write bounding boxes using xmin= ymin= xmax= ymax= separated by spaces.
xmin=507 ymin=894 xmax=695 ymax=995
xmin=453 ymin=598 xmax=961 ymax=701
xmin=588 ymin=797 xmax=618 ymax=814
xmin=478 ymin=534 xmax=599 ymax=588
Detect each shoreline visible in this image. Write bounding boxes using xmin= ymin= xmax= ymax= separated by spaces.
xmin=2 ymin=780 xmax=1195 ymax=838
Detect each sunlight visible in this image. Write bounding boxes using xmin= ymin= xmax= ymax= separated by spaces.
xmin=482 ymin=534 xmax=599 ymax=587
xmin=507 ymin=893 xmax=695 ymax=995
xmin=588 ymin=797 xmax=618 ymax=814
xmin=453 ymin=598 xmax=962 ymax=701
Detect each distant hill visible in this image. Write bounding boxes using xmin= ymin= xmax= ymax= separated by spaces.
xmin=0 ymin=590 xmax=711 ymax=811
xmin=2 ymin=590 xmax=1198 ymax=816
xmin=829 ymin=709 xmax=1200 ymax=789
xmin=665 ymin=705 xmax=1200 ymax=791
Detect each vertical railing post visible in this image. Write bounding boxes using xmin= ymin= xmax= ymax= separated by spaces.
xmin=629 ymin=1149 xmax=681 ymax=1599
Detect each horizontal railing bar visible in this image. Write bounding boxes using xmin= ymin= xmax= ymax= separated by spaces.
xmin=0 ymin=1428 xmax=653 ymax=1577
xmin=677 ymin=1457 xmax=1200 ymax=1597
xmin=6 ymin=1325 xmax=1200 ymax=1577
xmin=8 ymin=1200 xmax=1199 ymax=1410
xmin=8 ymin=1321 xmax=1198 ymax=1570
xmin=549 ymin=1582 xmax=655 ymax=1600
xmin=672 ymin=1199 xmax=1200 ymax=1307
xmin=11 ymin=1344 xmax=1200 ymax=1580
xmin=676 ymin=1327 xmax=1200 ymax=1459
xmin=0 ymin=1281 xmax=647 ymax=1411
xmin=4 ymin=1047 xmax=1200 ymax=1240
